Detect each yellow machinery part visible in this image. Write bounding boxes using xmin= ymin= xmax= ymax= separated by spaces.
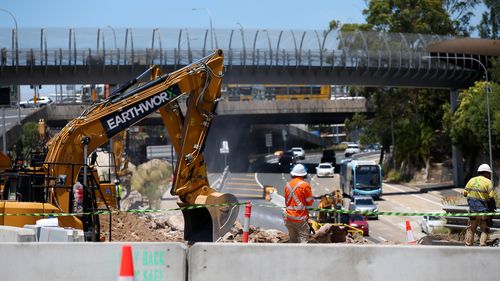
xmin=0 ymin=201 xmax=83 ymax=229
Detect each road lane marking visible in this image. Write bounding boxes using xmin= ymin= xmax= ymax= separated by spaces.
xmin=383 ymin=183 xmax=442 ymax=208
xmin=254 ymin=172 xmax=264 ymax=188
xmin=226 ymin=182 xmax=260 ymax=187
xmin=225 ymin=187 xmax=261 ymax=192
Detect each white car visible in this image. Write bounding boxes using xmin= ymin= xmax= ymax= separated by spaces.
xmin=315 ymin=163 xmax=334 ymax=177
xmin=290 ymin=147 xmax=305 ymax=160
xmin=420 ymin=215 xmax=444 ymax=234
xmin=344 ymin=143 xmax=361 ymax=157
xmin=20 ymin=96 xmax=52 ymax=108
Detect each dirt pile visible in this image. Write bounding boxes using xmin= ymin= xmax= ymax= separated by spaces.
xmin=99 ymin=212 xmax=185 ymax=242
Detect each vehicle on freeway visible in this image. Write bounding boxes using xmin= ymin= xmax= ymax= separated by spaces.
xmin=420 ymin=215 xmax=444 ymax=234
xmin=339 ymin=159 xmax=352 ymax=191
xmin=278 ymin=151 xmax=296 ymax=171
xmin=340 ymin=160 xmax=383 ymax=199
xmin=363 ymin=143 xmax=381 ymax=152
xmin=290 ymin=147 xmax=305 ymax=160
xmin=320 ymin=149 xmax=336 ymax=165
xmin=352 ymin=195 xmax=378 ymax=219
xmin=19 ymin=96 xmax=53 ymax=108
xmin=315 ymin=163 xmax=335 ymax=177
xmin=344 ymin=143 xmax=361 ymax=157
xmin=348 ymin=214 xmax=369 ymax=236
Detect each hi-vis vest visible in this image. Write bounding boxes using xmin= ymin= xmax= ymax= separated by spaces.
xmin=464 ymin=175 xmax=494 ymax=201
xmin=284 ymin=178 xmax=314 ymax=222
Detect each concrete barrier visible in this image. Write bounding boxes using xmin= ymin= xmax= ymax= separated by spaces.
xmin=0 ymin=242 xmax=187 ymax=281
xmin=189 ymin=243 xmax=499 ymax=281
xmin=38 ymin=226 xmax=85 ymax=242
xmin=0 ymin=226 xmax=36 ymax=242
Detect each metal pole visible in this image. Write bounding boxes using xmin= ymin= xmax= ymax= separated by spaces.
xmin=423 ymin=55 xmax=494 ymax=183
xmin=107 ymin=25 xmax=117 ymax=64
xmin=82 ymin=137 xmax=90 ymax=188
xmin=237 ymin=22 xmax=246 ymax=65
xmin=2 ymin=107 xmax=6 ymax=153
xmin=0 ymin=9 xmax=20 ymax=124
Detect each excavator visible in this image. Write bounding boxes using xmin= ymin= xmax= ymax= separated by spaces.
xmin=0 ymin=49 xmax=239 ymax=242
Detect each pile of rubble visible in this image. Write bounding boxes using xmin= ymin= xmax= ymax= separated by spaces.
xmin=101 ymin=190 xmax=368 ymax=243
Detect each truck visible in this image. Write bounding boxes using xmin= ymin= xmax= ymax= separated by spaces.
xmin=0 ymin=50 xmax=238 ymax=242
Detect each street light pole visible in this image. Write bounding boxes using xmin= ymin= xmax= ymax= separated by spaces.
xmin=0 ymin=8 xmax=20 ymax=125
xmin=423 ymin=55 xmax=494 ymax=182
xmin=192 ymin=8 xmax=213 ymax=50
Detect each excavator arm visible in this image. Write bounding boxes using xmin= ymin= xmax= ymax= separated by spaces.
xmin=43 ymin=50 xmax=238 ymax=241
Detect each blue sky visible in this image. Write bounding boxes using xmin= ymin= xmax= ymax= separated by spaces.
xmin=0 ymin=0 xmax=367 ymax=30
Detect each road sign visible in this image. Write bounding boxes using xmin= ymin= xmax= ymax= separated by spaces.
xmin=220 ymin=140 xmax=229 ymax=154
xmin=265 ymin=133 xmax=272 ymax=148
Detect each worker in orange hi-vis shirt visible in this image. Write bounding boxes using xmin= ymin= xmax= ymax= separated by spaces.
xmin=284 ymin=164 xmax=314 ymax=243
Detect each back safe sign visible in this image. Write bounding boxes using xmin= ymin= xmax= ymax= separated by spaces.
xmin=101 ymin=84 xmax=181 ymax=138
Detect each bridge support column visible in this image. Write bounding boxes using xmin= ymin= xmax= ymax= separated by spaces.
xmin=450 ymin=89 xmax=464 ymax=187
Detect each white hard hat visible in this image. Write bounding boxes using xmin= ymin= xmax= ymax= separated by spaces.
xmin=477 ymin=164 xmax=492 ymax=173
xmin=290 ymin=164 xmax=307 ymax=177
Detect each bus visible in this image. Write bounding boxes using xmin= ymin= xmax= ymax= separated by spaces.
xmin=340 ymin=160 xmax=382 ymax=199
xmin=224 ymin=84 xmax=330 ymax=101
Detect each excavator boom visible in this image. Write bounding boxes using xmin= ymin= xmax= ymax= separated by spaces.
xmin=2 ymin=50 xmax=238 ymax=242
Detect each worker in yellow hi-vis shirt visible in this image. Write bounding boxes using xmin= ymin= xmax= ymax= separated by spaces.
xmin=464 ymin=164 xmax=496 ymax=246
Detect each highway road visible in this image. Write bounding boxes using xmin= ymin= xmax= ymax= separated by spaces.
xmin=217 ymin=150 xmax=460 ymax=243
xmin=0 ymin=107 xmax=32 ymax=134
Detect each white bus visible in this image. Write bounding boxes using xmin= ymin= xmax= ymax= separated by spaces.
xmin=340 ymin=160 xmax=382 ymax=199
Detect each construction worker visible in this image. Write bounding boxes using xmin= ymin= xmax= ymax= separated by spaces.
xmin=464 ymin=164 xmax=496 ymax=246
xmin=114 ymin=179 xmax=123 ymax=210
xmin=284 ymin=164 xmax=314 ymax=243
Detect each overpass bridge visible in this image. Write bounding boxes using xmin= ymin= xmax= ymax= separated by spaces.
xmin=0 ymin=27 xmax=491 ymax=88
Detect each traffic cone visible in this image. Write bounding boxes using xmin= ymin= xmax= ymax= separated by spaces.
xmin=119 ymin=245 xmax=135 ymax=281
xmin=405 ymin=220 xmax=416 ymax=244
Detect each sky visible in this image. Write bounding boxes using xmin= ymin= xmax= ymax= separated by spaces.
xmin=0 ymin=0 xmax=367 ymax=30
xmin=0 ymin=0 xmax=487 ymax=100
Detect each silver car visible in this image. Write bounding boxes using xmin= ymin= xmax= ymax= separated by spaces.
xmin=352 ymin=195 xmax=378 ymax=219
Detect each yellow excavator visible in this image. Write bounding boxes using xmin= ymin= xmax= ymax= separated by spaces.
xmin=0 ymin=50 xmax=238 ymax=242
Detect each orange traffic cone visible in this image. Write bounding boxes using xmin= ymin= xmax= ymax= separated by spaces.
xmin=405 ymin=220 xmax=416 ymax=244
xmin=119 ymin=245 xmax=135 ymax=281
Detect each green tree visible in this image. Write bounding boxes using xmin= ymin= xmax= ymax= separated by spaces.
xmin=446 ymin=81 xmax=500 ymax=176
xmin=491 ymin=58 xmax=500 ymax=83
xmin=130 ymin=158 xmax=172 ymax=209
xmin=363 ymin=0 xmax=455 ymax=34
xmin=18 ymin=122 xmax=42 ymax=162
xmin=443 ymin=0 xmax=481 ymax=36
xmin=478 ymin=0 xmax=500 ymax=38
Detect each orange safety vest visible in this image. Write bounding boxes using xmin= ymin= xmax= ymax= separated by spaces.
xmin=284 ymin=177 xmax=314 ymax=222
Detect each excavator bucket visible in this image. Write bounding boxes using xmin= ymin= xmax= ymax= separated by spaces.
xmin=181 ymin=192 xmax=239 ymax=242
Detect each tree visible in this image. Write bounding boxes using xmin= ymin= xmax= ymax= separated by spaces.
xmin=130 ymin=158 xmax=172 ymax=209
xmin=363 ymin=0 xmax=455 ymax=34
xmin=443 ymin=0 xmax=481 ymax=36
xmin=18 ymin=122 xmax=43 ymax=162
xmin=478 ymin=0 xmax=500 ymax=39
xmin=446 ymin=81 xmax=500 ymax=176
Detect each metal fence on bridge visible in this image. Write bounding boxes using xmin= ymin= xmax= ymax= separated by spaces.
xmin=0 ymin=27 xmax=483 ymax=74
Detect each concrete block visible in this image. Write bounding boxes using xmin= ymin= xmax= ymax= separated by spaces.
xmin=38 ymin=227 xmax=85 ymax=242
xmin=189 ymin=243 xmax=500 ymax=281
xmin=23 ymin=224 xmax=41 ymax=241
xmin=0 ymin=242 xmax=187 ymax=281
xmin=0 ymin=225 xmax=36 ymax=242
